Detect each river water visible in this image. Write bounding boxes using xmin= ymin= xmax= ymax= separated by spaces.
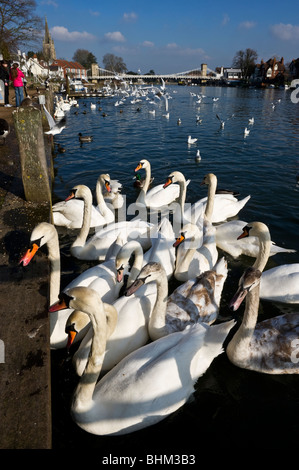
xmin=51 ymin=84 xmax=299 ymax=452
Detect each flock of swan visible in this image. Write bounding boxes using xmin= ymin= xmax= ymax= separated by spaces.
xmin=20 ymin=148 xmax=299 ymax=436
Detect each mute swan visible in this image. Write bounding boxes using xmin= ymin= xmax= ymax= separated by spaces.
xmin=52 ymin=174 xmax=114 ymax=229
xmin=164 ymin=171 xmax=251 ymax=225
xmin=244 ymin=127 xmax=250 ymax=137
xmin=19 ymin=222 xmax=129 ymax=349
xmin=70 ymin=220 xmax=176 ymax=375
xmin=66 ymin=271 xmax=157 ymax=376
xmin=173 ymin=173 xmax=218 ymax=282
xmin=116 ymin=217 xmax=176 ymax=282
xmin=65 ymin=184 xmax=153 ymax=260
xmin=215 ymin=219 xmax=296 ymax=258
xmin=102 ymin=178 xmax=124 ymax=210
xmin=237 ymin=221 xmax=299 ymax=303
xmin=227 ymin=265 xmax=299 ymax=374
xmin=134 ymin=159 xmax=182 ymax=209
xmin=126 ymin=260 xmax=228 ymax=340
xmin=50 ymin=286 xmax=235 ymax=435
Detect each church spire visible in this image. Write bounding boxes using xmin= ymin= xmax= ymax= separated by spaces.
xmin=43 ymin=16 xmax=56 ymax=62
xmin=44 ymin=16 xmax=50 ymax=43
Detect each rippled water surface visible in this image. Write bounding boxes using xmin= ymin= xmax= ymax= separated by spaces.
xmin=52 ymin=85 xmax=299 ymax=452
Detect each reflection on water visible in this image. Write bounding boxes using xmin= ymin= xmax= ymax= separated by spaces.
xmin=52 ymin=85 xmax=299 ymax=452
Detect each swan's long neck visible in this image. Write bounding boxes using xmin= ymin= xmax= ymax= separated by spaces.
xmin=148 ymin=272 xmax=169 ymax=340
xmin=72 ymin=300 xmax=115 ymax=410
xmin=227 ymin=223 xmax=270 ymax=368
xmin=136 ymin=164 xmax=151 ymax=204
xmin=177 ymin=179 xmax=187 ymax=219
xmin=253 ymin=226 xmax=271 ymax=272
xmin=175 ymin=235 xmax=197 ymax=276
xmin=226 ymin=284 xmax=260 ymax=368
xmin=47 ymin=233 xmax=61 ymax=304
xmin=71 ymin=191 xmax=92 ymax=253
xmin=204 ymin=175 xmax=217 ymax=222
xmin=127 ymin=244 xmax=144 ymax=286
xmin=95 ymin=179 xmax=111 ymax=217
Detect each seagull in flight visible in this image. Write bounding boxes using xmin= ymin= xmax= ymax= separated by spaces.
xmin=43 ymin=104 xmax=66 ymax=135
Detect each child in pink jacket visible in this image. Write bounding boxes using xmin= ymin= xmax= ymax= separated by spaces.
xmin=9 ymin=63 xmax=25 ymax=107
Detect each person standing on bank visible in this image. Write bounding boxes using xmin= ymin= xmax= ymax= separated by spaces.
xmin=0 ymin=60 xmax=11 ymax=107
xmin=9 ymin=63 xmax=24 ymax=107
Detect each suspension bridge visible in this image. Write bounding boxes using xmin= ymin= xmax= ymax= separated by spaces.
xmin=90 ymin=64 xmax=222 ymax=82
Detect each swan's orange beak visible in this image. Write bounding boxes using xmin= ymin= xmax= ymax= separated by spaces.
xmin=135 ymin=162 xmax=143 ymax=172
xmin=66 ymin=328 xmax=77 ymax=349
xmin=163 ymin=177 xmax=172 ymax=188
xmin=105 ymin=181 xmax=111 ymax=193
xmin=48 ymin=297 xmax=68 ymax=312
xmin=65 ymin=189 xmax=76 ymax=201
xmin=19 ymin=243 xmax=39 ymax=266
xmin=116 ymin=266 xmax=124 ymax=283
xmin=173 ymin=234 xmax=185 ymax=247
xmin=237 ymin=226 xmax=250 ymax=240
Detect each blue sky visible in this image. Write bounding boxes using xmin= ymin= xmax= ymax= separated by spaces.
xmin=35 ymin=0 xmax=299 ymax=73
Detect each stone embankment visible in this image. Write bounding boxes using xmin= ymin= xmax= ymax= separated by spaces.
xmin=0 ymin=88 xmax=53 ymax=449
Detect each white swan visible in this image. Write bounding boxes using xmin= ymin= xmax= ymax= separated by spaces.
xmin=237 ymin=221 xmax=299 ymax=303
xmin=173 ymin=173 xmax=218 ymax=282
xmin=174 ymin=222 xmax=218 ymax=282
xmin=19 ymin=222 xmax=129 ymax=349
xmin=102 ymin=178 xmax=124 ymax=210
xmin=164 ymin=171 xmax=251 ymax=225
xmin=227 ymin=264 xmax=299 ymax=374
xmin=65 ymin=185 xmax=153 ymax=260
xmin=52 ymin=174 xmax=114 ymax=229
xmin=49 ymin=285 xmax=235 ymax=435
xmin=126 ymin=260 xmax=228 ymax=340
xmin=215 ymin=219 xmax=296 ymax=258
xmin=134 ymin=159 xmax=182 ymax=209
xmin=67 ymin=274 xmax=157 ymax=376
xmin=70 ymin=220 xmax=176 ymax=375
xmin=116 ymin=217 xmax=176 ymax=282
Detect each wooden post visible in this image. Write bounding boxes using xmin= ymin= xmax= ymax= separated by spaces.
xmin=65 ymin=73 xmax=70 ymax=95
xmin=13 ymin=106 xmax=52 ymax=204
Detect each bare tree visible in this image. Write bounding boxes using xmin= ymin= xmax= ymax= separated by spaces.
xmin=232 ymin=48 xmax=258 ymax=81
xmin=102 ymin=53 xmax=127 ymax=74
xmin=0 ymin=0 xmax=42 ymax=58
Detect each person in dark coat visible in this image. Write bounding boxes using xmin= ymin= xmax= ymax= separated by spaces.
xmin=0 ymin=60 xmax=11 ymax=107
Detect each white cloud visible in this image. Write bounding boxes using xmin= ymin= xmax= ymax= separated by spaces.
xmin=142 ymin=41 xmax=154 ymax=47
xmin=270 ymin=23 xmax=299 ymax=40
xmin=123 ymin=12 xmax=138 ymax=22
xmin=89 ymin=10 xmax=100 ymax=16
xmin=238 ymin=21 xmax=256 ymax=30
xmin=50 ymin=26 xmax=96 ymax=42
xmin=166 ymin=43 xmax=178 ymax=49
xmin=104 ymin=31 xmax=126 ymax=42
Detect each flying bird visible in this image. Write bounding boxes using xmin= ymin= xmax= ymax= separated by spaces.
xmin=43 ymin=104 xmax=66 ymax=135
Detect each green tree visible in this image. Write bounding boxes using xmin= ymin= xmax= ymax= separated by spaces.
xmin=232 ymin=48 xmax=258 ymax=81
xmin=102 ymin=53 xmax=127 ymax=74
xmin=0 ymin=0 xmax=42 ymax=58
xmin=73 ymin=49 xmax=97 ymax=70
